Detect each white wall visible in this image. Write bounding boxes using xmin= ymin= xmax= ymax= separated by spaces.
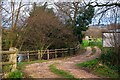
xmin=103 ymin=33 xmax=120 ymax=47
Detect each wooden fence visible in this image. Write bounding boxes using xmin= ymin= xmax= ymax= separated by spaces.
xmin=0 ymin=45 xmax=80 ymax=78
xmin=0 ymin=48 xmax=18 ymax=77
xmin=19 ymin=45 xmax=80 ymax=61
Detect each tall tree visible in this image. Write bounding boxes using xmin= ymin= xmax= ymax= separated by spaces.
xmin=55 ymin=2 xmax=94 ymax=43
xmin=0 ymin=0 xmax=2 ymax=75
xmin=17 ymin=3 xmax=78 ymax=50
xmin=76 ymin=5 xmax=94 ymax=43
xmin=1 ymin=0 xmax=33 ymax=49
xmin=87 ymin=0 xmax=120 ymax=77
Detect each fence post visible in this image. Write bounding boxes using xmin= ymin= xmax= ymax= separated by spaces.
xmin=66 ymin=48 xmax=69 ymax=56
xmin=9 ymin=47 xmax=18 ymax=71
xmin=73 ymin=48 xmax=75 ymax=54
xmin=40 ymin=50 xmax=43 ymax=60
xmin=69 ymin=48 xmax=70 ymax=56
xmin=55 ymin=49 xmax=57 ymax=58
xmin=65 ymin=48 xmax=68 ymax=56
xmin=62 ymin=49 xmax=64 ymax=57
xmin=27 ymin=51 xmax=30 ymax=62
xmin=69 ymin=48 xmax=71 ymax=56
xmin=38 ymin=50 xmax=40 ymax=60
xmin=47 ymin=50 xmax=49 ymax=60
xmin=68 ymin=48 xmax=70 ymax=56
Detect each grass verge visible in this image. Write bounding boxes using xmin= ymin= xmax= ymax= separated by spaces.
xmin=76 ymin=59 xmax=119 ymax=78
xmin=82 ymin=39 xmax=102 ymax=49
xmin=7 ymin=69 xmax=23 ymax=78
xmin=82 ymin=40 xmax=89 ymax=48
xmin=49 ymin=64 xmax=80 ymax=80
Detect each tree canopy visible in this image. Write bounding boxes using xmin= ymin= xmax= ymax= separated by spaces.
xmin=55 ymin=2 xmax=95 ymax=43
xmin=76 ymin=5 xmax=94 ymax=43
xmin=17 ymin=4 xmax=78 ymax=50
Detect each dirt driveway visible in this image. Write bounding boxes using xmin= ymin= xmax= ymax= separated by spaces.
xmin=24 ymin=46 xmax=101 ymax=78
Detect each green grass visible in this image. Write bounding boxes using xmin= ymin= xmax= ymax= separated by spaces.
xmin=95 ymin=65 xmax=119 ymax=78
xmin=49 ymin=64 xmax=80 ymax=80
xmin=3 ymin=60 xmax=47 ymax=78
xmin=82 ymin=40 xmax=89 ymax=48
xmin=3 ymin=64 xmax=12 ymax=73
xmin=76 ymin=59 xmax=119 ymax=78
xmin=100 ymin=48 xmax=119 ymax=71
xmin=7 ymin=69 xmax=23 ymax=78
xmin=82 ymin=38 xmax=102 ymax=48
xmin=76 ymin=59 xmax=98 ymax=69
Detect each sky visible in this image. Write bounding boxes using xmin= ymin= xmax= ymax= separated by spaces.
xmin=2 ymin=0 xmax=120 ymax=27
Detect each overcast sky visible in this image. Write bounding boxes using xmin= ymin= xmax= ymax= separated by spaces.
xmin=2 ymin=0 xmax=120 ymax=27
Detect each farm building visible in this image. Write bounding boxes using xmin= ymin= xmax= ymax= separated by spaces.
xmin=102 ymin=23 xmax=120 ymax=47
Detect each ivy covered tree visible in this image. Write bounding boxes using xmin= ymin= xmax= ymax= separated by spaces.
xmin=76 ymin=5 xmax=95 ymax=43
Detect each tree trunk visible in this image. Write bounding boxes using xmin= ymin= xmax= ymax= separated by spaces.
xmin=0 ymin=1 xmax=2 ymax=78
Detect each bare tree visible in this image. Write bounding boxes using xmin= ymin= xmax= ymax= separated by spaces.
xmin=94 ymin=1 xmax=120 ymax=76
xmin=55 ymin=2 xmax=84 ymax=28
xmin=1 ymin=0 xmax=34 ymax=50
xmin=0 ymin=0 xmax=2 ymax=76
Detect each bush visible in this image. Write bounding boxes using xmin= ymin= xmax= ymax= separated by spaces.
xmin=95 ymin=65 xmax=119 ymax=78
xmin=100 ymin=49 xmax=118 ymax=70
xmin=76 ymin=59 xmax=119 ymax=78
xmin=17 ymin=6 xmax=78 ymax=50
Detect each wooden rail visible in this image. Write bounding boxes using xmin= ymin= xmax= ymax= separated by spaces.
xmin=0 ymin=51 xmax=16 ymax=54
xmin=19 ymin=45 xmax=80 ymax=61
xmin=1 ymin=45 xmax=80 ymax=78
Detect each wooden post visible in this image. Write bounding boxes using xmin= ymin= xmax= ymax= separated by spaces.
xmin=27 ymin=51 xmax=30 ymax=62
xmin=71 ymin=48 xmax=73 ymax=55
xmin=38 ymin=50 xmax=40 ymax=60
xmin=55 ymin=49 xmax=57 ymax=58
xmin=68 ymin=48 xmax=70 ymax=56
xmin=40 ymin=50 xmax=43 ymax=60
xmin=69 ymin=48 xmax=71 ymax=56
xmin=63 ymin=49 xmax=65 ymax=57
xmin=65 ymin=48 xmax=68 ymax=56
xmin=69 ymin=48 xmax=72 ymax=55
xmin=47 ymin=50 xmax=49 ymax=60
xmin=62 ymin=49 xmax=64 ymax=57
xmin=13 ymin=48 xmax=18 ymax=71
xmin=73 ymin=48 xmax=75 ymax=54
xmin=9 ymin=47 xmax=18 ymax=71
xmin=0 ymin=1 xmax=2 ymax=76
xmin=66 ymin=48 xmax=69 ymax=56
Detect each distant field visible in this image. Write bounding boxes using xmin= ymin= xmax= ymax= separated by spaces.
xmin=82 ymin=38 xmax=102 ymax=48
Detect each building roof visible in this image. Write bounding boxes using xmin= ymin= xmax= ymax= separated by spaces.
xmin=107 ymin=23 xmax=120 ymax=30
